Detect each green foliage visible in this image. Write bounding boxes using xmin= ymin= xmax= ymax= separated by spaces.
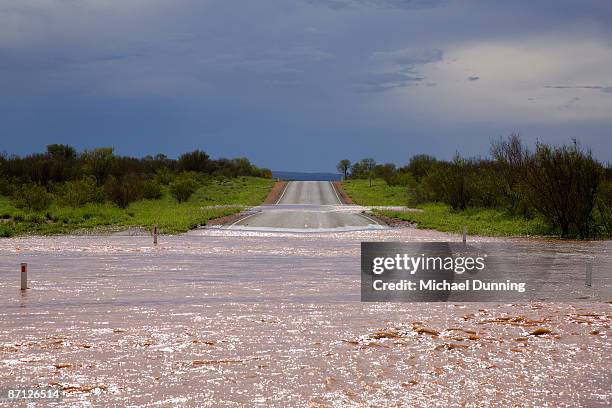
xmin=0 ymin=178 xmax=15 ymax=196
xmin=0 ymin=177 xmax=275 ymax=237
xmin=405 ymin=154 xmax=437 ymax=181
xmin=523 ymin=141 xmax=602 ymax=238
xmin=341 ymin=179 xmax=409 ymax=206
xmin=337 ymin=159 xmax=351 ymax=179
xmin=12 ymin=184 xmax=53 ymax=212
xmin=47 ymin=144 xmax=77 ymax=160
xmin=374 ymin=204 xmax=550 ymax=237
xmin=340 ymin=137 xmax=609 ymax=239
xmin=179 ymin=150 xmax=211 ymax=173
xmin=385 ymin=171 xmax=415 ymax=187
xmin=594 ymin=181 xmax=612 ymax=237
xmin=154 ymin=167 xmax=175 ymax=185
xmin=81 ymin=147 xmax=115 ymax=185
xmin=169 ymin=173 xmax=200 ymax=203
xmin=142 ymin=180 xmax=163 ymax=200
xmin=350 ymin=158 xmax=377 ymax=180
xmin=55 ymin=176 xmax=105 ymax=207
xmin=105 ymin=173 xmax=144 ymax=208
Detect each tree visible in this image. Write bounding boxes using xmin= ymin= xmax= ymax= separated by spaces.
xmin=81 ymin=147 xmax=115 ymax=185
xmin=336 ymin=159 xmax=351 ymax=180
xmin=523 ymin=140 xmax=602 ymax=238
xmin=362 ymin=158 xmax=376 ymax=187
xmin=179 ymin=150 xmax=211 ymax=173
xmin=169 ymin=174 xmax=199 ymax=203
xmin=47 ymin=144 xmax=76 ymax=161
xmin=374 ymin=163 xmax=396 ymax=184
xmin=105 ymin=173 xmax=144 ymax=208
xmin=406 ymin=154 xmax=437 ymax=181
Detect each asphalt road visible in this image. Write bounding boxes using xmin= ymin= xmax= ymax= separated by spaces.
xmin=228 ymin=181 xmax=382 ymax=231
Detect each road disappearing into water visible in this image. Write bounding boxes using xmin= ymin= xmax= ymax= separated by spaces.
xmin=226 ymin=181 xmax=383 ymax=232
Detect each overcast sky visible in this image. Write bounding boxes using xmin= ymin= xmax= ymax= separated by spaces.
xmin=1 ymin=0 xmax=611 ymax=171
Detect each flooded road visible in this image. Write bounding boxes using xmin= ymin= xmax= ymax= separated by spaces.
xmin=0 ymin=228 xmax=610 ymax=406
xmin=228 ymin=181 xmax=381 ymax=231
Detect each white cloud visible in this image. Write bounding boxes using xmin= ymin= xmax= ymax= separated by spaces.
xmin=379 ymin=35 xmax=612 ymax=123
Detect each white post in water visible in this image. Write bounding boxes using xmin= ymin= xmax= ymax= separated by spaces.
xmin=585 ymin=263 xmax=592 ymax=287
xmin=152 ymin=224 xmax=158 ymax=245
xmin=462 ymin=226 xmax=467 ymax=244
xmin=20 ymin=263 xmax=27 ymax=290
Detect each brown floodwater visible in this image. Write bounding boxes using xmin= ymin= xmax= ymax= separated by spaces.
xmin=0 ymin=227 xmax=610 ymax=407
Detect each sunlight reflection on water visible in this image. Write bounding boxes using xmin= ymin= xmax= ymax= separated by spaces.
xmin=0 ymin=228 xmax=610 ymax=406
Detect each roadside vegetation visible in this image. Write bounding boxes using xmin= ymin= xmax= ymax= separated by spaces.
xmin=341 ymin=179 xmax=408 ymax=206
xmin=339 ymin=135 xmax=612 ymax=239
xmin=0 ymin=145 xmax=274 ymax=237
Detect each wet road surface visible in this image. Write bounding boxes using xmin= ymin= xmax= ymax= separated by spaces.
xmin=227 ymin=181 xmax=382 ymax=232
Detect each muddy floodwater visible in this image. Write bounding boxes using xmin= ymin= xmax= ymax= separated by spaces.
xmin=0 ymin=227 xmax=610 ymax=407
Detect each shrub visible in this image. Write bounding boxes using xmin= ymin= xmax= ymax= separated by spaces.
xmin=142 ymin=180 xmax=163 ymax=200
xmin=420 ymin=156 xmax=474 ymax=210
xmin=178 ymin=150 xmax=211 ymax=173
xmin=12 ymin=184 xmax=53 ymax=212
xmin=0 ymin=178 xmax=15 ymax=196
xmin=406 ymin=154 xmax=437 ymax=181
xmin=594 ymin=181 xmax=612 ymax=237
xmin=154 ymin=167 xmax=175 ymax=185
xmin=523 ymin=141 xmax=602 ymax=238
xmin=105 ymin=173 xmax=144 ymax=208
xmin=386 ymin=172 xmax=415 ymax=187
xmin=56 ymin=176 xmax=105 ymax=207
xmin=169 ymin=174 xmax=199 ymax=203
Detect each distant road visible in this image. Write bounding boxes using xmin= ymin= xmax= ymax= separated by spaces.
xmin=228 ymin=181 xmax=381 ymax=231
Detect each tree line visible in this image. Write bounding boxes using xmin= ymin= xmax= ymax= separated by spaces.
xmin=0 ymin=145 xmax=272 ymax=210
xmin=338 ymin=135 xmax=612 ymax=239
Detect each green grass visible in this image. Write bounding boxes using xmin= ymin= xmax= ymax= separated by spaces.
xmin=0 ymin=176 xmax=274 ymax=237
xmin=374 ymin=203 xmax=551 ymax=237
xmin=341 ymin=179 xmax=408 ymax=206
xmin=340 ymin=178 xmax=551 ymax=237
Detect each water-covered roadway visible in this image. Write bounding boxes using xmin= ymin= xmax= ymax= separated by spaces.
xmin=226 ymin=181 xmax=383 ymax=232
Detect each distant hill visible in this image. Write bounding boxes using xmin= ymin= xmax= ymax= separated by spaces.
xmin=272 ymin=171 xmax=342 ymax=181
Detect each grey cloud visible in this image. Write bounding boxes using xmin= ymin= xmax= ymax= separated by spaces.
xmin=559 ymin=96 xmax=581 ymax=110
xmin=467 ymin=76 xmax=480 ymax=81
xmin=304 ymin=0 xmax=447 ymax=10
xmin=355 ymin=71 xmax=423 ymax=92
xmin=545 ymin=85 xmax=612 ymax=94
xmin=356 ymin=48 xmax=442 ymax=92
xmin=371 ymin=48 xmax=443 ymax=66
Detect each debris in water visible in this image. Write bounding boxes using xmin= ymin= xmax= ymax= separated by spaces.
xmin=414 ymin=326 xmax=439 ymax=336
xmin=369 ymin=329 xmax=401 ymax=339
xmin=529 ymin=328 xmax=553 ymax=336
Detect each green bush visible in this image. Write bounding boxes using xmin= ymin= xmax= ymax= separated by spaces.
xmin=142 ymin=180 xmax=163 ymax=200
xmin=594 ymin=181 xmax=612 ymax=237
xmin=154 ymin=167 xmax=175 ymax=185
xmin=386 ymin=172 xmax=415 ymax=187
xmin=12 ymin=184 xmax=53 ymax=212
xmin=105 ymin=173 xmax=144 ymax=209
xmin=55 ymin=176 xmax=105 ymax=207
xmin=0 ymin=178 xmax=16 ymax=196
xmin=0 ymin=224 xmax=14 ymax=237
xmin=169 ymin=174 xmax=199 ymax=203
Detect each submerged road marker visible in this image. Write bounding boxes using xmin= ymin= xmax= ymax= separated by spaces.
xmin=585 ymin=263 xmax=592 ymax=287
xmin=20 ymin=263 xmax=28 ymax=290
xmin=462 ymin=226 xmax=467 ymax=244
xmin=152 ymin=224 xmax=158 ymax=245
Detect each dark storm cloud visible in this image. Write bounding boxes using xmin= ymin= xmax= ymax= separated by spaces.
xmin=304 ymin=0 xmax=447 ymax=10
xmin=0 ymin=0 xmax=611 ymax=170
xmin=355 ymin=48 xmax=442 ymax=92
